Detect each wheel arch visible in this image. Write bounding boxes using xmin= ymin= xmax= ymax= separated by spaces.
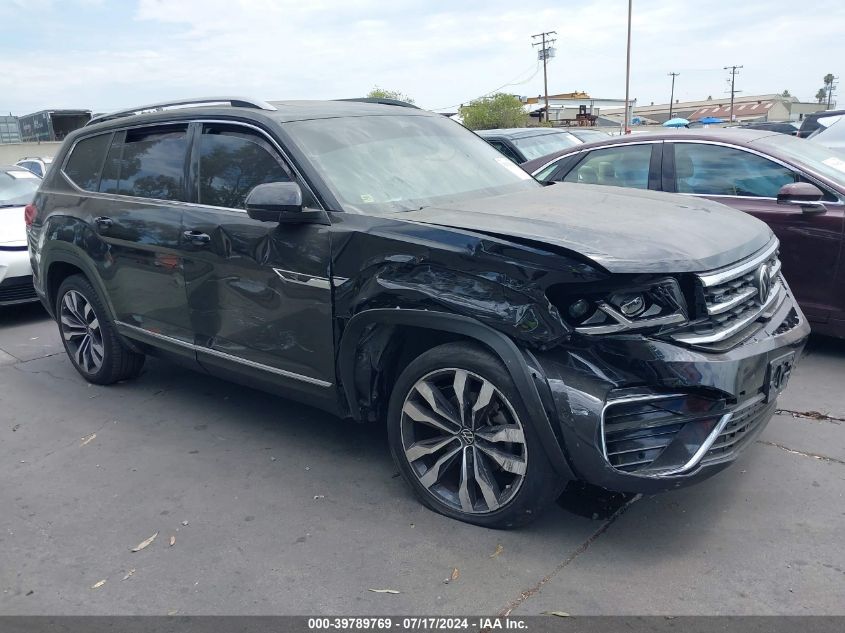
xmin=338 ymin=308 xmax=575 ymax=479
xmin=44 ymin=246 xmax=117 ymax=323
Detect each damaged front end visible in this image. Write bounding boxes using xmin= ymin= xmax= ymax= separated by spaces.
xmin=333 ymin=212 xmax=809 ymax=493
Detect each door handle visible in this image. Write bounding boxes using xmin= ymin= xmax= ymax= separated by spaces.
xmin=94 ymin=216 xmax=113 ymax=231
xmin=183 ymin=230 xmax=211 ymax=246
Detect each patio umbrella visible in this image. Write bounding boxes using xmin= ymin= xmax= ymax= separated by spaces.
xmin=663 ymin=117 xmax=690 ymax=128
xmin=698 ymin=116 xmax=724 ymax=124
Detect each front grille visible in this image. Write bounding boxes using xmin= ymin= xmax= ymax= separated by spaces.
xmin=702 ymin=397 xmax=775 ymax=464
xmin=0 ymin=275 xmax=37 ymax=304
xmin=671 ymin=242 xmax=782 ymax=347
xmin=603 ymin=393 xmax=725 ymax=474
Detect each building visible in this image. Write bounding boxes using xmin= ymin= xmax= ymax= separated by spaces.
xmin=523 ymin=92 xmax=631 ymax=126
xmin=0 ymin=115 xmax=22 ymax=144
xmin=18 ymin=109 xmax=92 ymax=142
xmin=602 ymin=94 xmax=826 ymax=125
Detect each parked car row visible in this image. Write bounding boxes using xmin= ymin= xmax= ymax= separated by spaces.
xmin=22 ymin=97 xmax=809 ymax=527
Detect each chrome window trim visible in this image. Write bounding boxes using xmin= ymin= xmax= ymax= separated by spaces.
xmin=59 ymin=119 xmax=324 ymax=214
xmin=666 ymin=138 xmax=845 ymax=204
xmin=600 ymin=392 xmax=766 ymax=478
xmin=530 ymin=140 xmax=662 ymax=176
xmin=272 ymin=267 xmax=331 ymax=290
xmin=115 ymin=321 xmax=332 ymax=387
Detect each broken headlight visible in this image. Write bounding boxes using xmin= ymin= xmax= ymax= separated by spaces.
xmin=562 ymin=278 xmax=688 ymax=335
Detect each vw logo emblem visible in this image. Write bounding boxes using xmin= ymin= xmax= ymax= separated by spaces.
xmin=459 ymin=428 xmax=475 ymax=445
xmin=755 ymin=263 xmax=771 ymax=303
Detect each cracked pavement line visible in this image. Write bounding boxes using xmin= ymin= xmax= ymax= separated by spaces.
xmin=757 ymin=440 xmax=845 ymax=465
xmin=497 ymin=493 xmax=642 ymax=617
xmin=775 ymin=409 xmax=844 ymax=424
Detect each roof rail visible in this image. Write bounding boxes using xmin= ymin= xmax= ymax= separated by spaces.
xmin=336 ymin=97 xmax=420 ymax=109
xmin=86 ymin=97 xmax=277 ymax=126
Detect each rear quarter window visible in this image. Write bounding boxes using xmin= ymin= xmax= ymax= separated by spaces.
xmin=99 ymin=125 xmax=189 ymax=201
xmin=63 ymin=134 xmax=111 ymax=191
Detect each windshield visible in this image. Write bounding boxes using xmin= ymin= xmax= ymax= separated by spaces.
xmin=0 ymin=170 xmax=40 ymax=207
xmin=511 ymin=132 xmax=580 ymax=160
xmin=754 ymin=134 xmax=845 ymax=185
xmin=284 ymin=114 xmax=538 ymax=214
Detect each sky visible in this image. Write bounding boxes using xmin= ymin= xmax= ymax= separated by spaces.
xmin=1 ymin=0 xmax=843 ymax=116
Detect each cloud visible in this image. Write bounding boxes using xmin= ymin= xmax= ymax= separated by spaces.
xmin=0 ymin=0 xmax=843 ymax=115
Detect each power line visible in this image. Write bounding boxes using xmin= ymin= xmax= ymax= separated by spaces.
xmin=724 ymin=65 xmax=743 ymax=122
xmin=531 ymin=31 xmax=557 ymax=123
xmin=430 ymin=62 xmax=541 ymax=112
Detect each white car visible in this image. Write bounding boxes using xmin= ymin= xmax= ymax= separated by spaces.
xmin=0 ymin=165 xmax=41 ymax=305
xmin=14 ymin=156 xmax=53 ymax=179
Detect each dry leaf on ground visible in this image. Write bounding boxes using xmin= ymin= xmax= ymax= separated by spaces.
xmin=450 ymin=568 xmax=460 ymax=581
xmin=121 ymin=569 xmax=135 ymax=581
xmin=91 ymin=579 xmax=106 ymax=589
xmin=490 ymin=544 xmax=504 ymax=558
xmin=80 ymin=433 xmax=96 ymax=446
xmin=169 ymin=535 xmax=176 ymax=547
xmin=368 ymin=588 xmax=400 ymax=594
xmin=543 ymin=611 xmax=570 ymax=617
xmin=131 ymin=532 xmax=158 ymax=552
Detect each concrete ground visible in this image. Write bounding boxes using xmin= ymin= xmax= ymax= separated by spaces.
xmin=1 ymin=303 xmax=843 ymax=616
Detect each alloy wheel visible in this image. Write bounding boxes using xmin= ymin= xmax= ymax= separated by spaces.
xmin=399 ymin=368 xmax=527 ymax=514
xmin=59 ymin=289 xmax=105 ymax=374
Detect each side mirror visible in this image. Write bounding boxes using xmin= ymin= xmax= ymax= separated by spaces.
xmin=245 ymin=182 xmax=328 ymax=225
xmin=777 ymin=182 xmax=826 ymax=214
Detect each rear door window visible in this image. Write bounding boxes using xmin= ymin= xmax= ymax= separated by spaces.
xmin=196 ymin=124 xmax=290 ymax=209
xmin=563 ymin=144 xmax=653 ymax=188
xmin=63 ymin=134 xmax=111 ymax=190
xmin=99 ymin=125 xmax=189 ymax=201
xmin=673 ymin=143 xmax=796 ymax=197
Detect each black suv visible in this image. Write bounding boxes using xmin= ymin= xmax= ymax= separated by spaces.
xmin=27 ymin=97 xmax=809 ymax=528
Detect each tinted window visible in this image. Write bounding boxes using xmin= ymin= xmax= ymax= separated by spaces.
xmin=563 ymin=144 xmax=653 ymax=189
xmin=65 ymin=134 xmax=111 ymax=191
xmin=197 ymin=125 xmax=290 ymax=209
xmin=487 ymin=140 xmax=521 ymax=164
xmin=99 ymin=126 xmax=188 ymax=201
xmin=674 ymin=143 xmax=796 ymax=197
xmin=64 ymin=134 xmax=110 ymax=190
xmin=511 ymin=132 xmax=580 ymax=161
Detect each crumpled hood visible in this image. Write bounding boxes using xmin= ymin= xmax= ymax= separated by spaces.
xmin=396 ymin=183 xmax=773 ymax=273
xmin=0 ymin=206 xmax=27 ymax=246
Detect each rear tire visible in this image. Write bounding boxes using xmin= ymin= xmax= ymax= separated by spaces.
xmin=387 ymin=342 xmax=563 ymax=528
xmin=56 ymin=275 xmax=145 ymax=385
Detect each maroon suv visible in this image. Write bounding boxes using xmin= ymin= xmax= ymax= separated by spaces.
xmin=524 ymin=129 xmax=845 ymax=338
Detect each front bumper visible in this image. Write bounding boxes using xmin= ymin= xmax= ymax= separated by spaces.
xmin=532 ymin=282 xmax=809 ymax=494
xmin=0 ymin=247 xmax=38 ymax=306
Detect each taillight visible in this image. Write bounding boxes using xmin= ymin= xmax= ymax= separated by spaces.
xmin=24 ymin=203 xmax=38 ymax=227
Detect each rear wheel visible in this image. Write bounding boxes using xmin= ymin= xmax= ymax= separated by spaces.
xmin=387 ymin=342 xmax=562 ymax=528
xmin=56 ymin=275 xmax=145 ymax=385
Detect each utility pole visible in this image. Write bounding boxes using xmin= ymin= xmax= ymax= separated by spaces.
xmin=622 ymin=0 xmax=632 ymax=134
xmin=827 ymin=76 xmax=839 ymax=109
xmin=668 ymin=72 xmax=680 ymax=119
xmin=724 ymin=65 xmax=743 ymax=123
xmin=532 ymin=31 xmax=557 ymax=124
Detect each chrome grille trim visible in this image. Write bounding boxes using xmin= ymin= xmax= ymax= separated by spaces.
xmin=670 ymin=240 xmax=782 ymax=346
xmin=697 ymin=240 xmax=779 ymax=287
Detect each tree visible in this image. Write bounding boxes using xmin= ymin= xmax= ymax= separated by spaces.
xmin=816 ymin=88 xmax=828 ymax=104
xmin=781 ymin=89 xmax=791 ymax=97
xmin=823 ymin=73 xmax=836 ymax=107
xmin=706 ymin=95 xmax=713 ymax=101
xmin=366 ymin=86 xmax=415 ymax=105
xmin=460 ymin=93 xmax=528 ymax=130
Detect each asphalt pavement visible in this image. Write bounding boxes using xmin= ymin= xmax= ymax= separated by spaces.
xmin=1 ymin=303 xmax=843 ymax=615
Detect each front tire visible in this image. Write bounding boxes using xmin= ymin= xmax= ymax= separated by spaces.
xmin=56 ymin=275 xmax=145 ymax=385
xmin=387 ymin=342 xmax=563 ymax=528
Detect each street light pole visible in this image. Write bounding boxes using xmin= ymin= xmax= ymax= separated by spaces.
xmin=622 ymin=0 xmax=632 ymax=134
xmin=668 ymin=72 xmax=679 ymax=119
xmin=724 ymin=65 xmax=743 ymax=123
